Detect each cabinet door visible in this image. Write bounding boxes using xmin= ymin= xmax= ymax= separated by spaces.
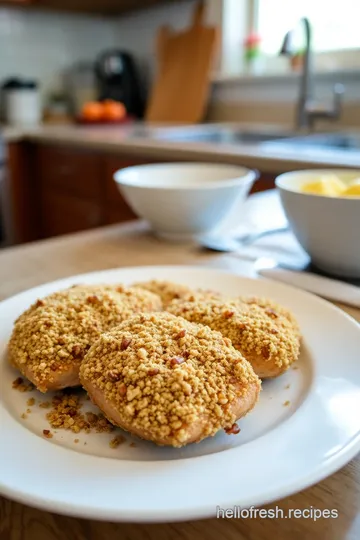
xmin=40 ymin=191 xmax=103 ymax=237
xmin=104 ymin=157 xmax=147 ymax=223
xmin=36 ymin=145 xmax=102 ymax=200
xmin=250 ymin=172 xmax=277 ymax=194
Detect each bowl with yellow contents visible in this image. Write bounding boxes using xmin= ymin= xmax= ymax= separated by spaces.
xmin=276 ymin=169 xmax=360 ymax=278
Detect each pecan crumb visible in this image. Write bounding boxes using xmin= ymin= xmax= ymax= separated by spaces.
xmin=121 ymin=337 xmax=132 ymax=351
xmin=35 ymin=299 xmax=44 ymax=307
xmin=265 ymin=308 xmax=278 ymax=318
xmin=223 ymin=310 xmax=235 ymax=319
xmin=43 ymin=429 xmax=53 ymax=438
xmin=87 ymin=295 xmax=99 ymax=304
xmin=169 ymin=356 xmax=185 ymax=367
xmin=175 ymin=329 xmax=187 ymax=339
xmin=225 ymin=423 xmax=241 ymax=435
xmin=107 ymin=370 xmax=121 ymax=382
xmin=12 ymin=377 xmax=35 ymax=392
xmin=148 ymin=368 xmax=160 ymax=376
xmin=283 ymin=400 xmax=290 ymax=407
xmin=27 ymin=398 xmax=35 ymax=407
xmin=109 ymin=435 xmax=126 ymax=449
xmin=72 ymin=345 xmax=83 ymax=358
xmin=118 ymin=384 xmax=127 ymax=396
xmin=39 ymin=401 xmax=50 ymax=409
xmin=13 ymin=377 xmax=23 ymax=387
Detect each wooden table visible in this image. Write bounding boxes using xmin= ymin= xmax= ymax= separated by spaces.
xmin=0 ymin=220 xmax=359 ymax=540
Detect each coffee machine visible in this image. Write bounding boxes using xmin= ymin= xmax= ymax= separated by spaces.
xmin=95 ymin=50 xmax=145 ymax=118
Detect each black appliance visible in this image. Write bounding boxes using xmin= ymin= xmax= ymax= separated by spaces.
xmin=95 ymin=50 xmax=145 ymax=118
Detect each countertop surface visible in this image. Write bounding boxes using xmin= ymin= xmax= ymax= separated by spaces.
xmin=2 ymin=122 xmax=360 ymax=173
xmin=0 ymin=192 xmax=359 ymax=540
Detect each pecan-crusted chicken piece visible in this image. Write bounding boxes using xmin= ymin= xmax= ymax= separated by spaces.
xmin=80 ymin=312 xmax=260 ymax=447
xmin=168 ymin=299 xmax=300 ymax=378
xmin=9 ymin=284 xmax=161 ymax=392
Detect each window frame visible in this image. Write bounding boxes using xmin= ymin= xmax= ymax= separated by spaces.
xmin=215 ymin=0 xmax=360 ymax=78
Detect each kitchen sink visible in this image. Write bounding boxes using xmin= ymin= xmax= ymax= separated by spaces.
xmin=267 ymin=133 xmax=360 ymax=152
xmin=132 ymin=125 xmax=294 ymax=144
xmin=130 ymin=125 xmax=360 ymax=153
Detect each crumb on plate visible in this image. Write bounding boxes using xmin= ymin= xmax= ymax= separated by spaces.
xmin=39 ymin=401 xmax=50 ymax=409
xmin=109 ymin=435 xmax=126 ymax=449
xmin=46 ymin=391 xmax=114 ymax=435
xmin=12 ymin=377 xmax=35 ymax=392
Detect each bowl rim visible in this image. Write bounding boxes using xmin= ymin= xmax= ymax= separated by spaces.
xmin=114 ymin=162 xmax=258 ymax=190
xmin=275 ymin=169 xmax=360 ymax=199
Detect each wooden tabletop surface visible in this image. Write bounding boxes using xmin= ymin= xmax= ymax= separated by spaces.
xmin=0 ymin=218 xmax=359 ymax=540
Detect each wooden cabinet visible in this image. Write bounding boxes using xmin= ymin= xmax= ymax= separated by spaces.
xmin=0 ymin=0 xmax=179 ymax=15
xmin=34 ymin=145 xmax=143 ymax=240
xmin=250 ymin=172 xmax=277 ymax=194
xmin=40 ymin=191 xmax=103 ymax=237
xmin=104 ymin=156 xmax=145 ymax=224
xmin=8 ymin=140 xmax=280 ymax=245
xmin=36 ymin=145 xmax=103 ymax=200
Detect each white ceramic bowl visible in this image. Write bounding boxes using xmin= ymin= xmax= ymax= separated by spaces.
xmin=114 ymin=163 xmax=257 ymax=241
xmin=276 ymin=169 xmax=360 ymax=278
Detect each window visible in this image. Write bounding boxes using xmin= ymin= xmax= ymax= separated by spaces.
xmin=217 ymin=0 xmax=360 ymax=77
xmin=257 ymin=0 xmax=360 ymax=55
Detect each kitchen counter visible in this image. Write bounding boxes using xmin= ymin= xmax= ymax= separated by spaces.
xmin=0 ymin=196 xmax=359 ymax=539
xmin=2 ymin=123 xmax=360 ymax=173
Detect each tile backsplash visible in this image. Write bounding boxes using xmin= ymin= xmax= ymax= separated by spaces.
xmin=0 ymin=7 xmax=116 ymax=102
xmin=0 ymin=0 xmax=204 ymax=109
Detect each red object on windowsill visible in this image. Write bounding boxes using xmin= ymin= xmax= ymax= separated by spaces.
xmin=244 ymin=33 xmax=262 ymax=48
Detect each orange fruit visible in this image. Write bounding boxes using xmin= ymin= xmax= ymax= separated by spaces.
xmin=102 ymin=100 xmax=127 ymax=121
xmin=81 ymin=101 xmax=104 ymax=121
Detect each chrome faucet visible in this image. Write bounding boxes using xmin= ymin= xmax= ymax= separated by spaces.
xmin=280 ymin=17 xmax=344 ymax=131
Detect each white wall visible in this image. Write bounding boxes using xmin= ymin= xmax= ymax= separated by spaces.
xmin=0 ymin=2 xmax=199 ymax=107
xmin=0 ymin=7 xmax=116 ymax=100
xmin=114 ymin=0 xmax=196 ymax=84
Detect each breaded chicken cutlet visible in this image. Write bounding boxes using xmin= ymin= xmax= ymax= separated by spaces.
xmin=168 ymin=298 xmax=300 ymax=378
xmin=9 ymin=284 xmax=161 ymax=392
xmin=80 ymin=312 xmax=261 ymax=447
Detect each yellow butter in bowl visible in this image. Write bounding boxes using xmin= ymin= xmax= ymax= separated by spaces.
xmin=343 ymin=178 xmax=360 ymax=196
xmin=301 ymin=175 xmax=346 ymax=196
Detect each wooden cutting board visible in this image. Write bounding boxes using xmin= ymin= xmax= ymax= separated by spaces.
xmin=145 ymin=1 xmax=219 ymax=124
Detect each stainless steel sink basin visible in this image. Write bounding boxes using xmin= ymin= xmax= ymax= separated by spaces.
xmin=142 ymin=126 xmax=293 ymax=145
xmin=130 ymin=124 xmax=360 ymax=153
xmin=268 ymin=133 xmax=360 ymax=152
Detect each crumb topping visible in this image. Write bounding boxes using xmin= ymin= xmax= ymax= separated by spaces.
xmin=168 ymin=299 xmax=300 ymax=371
xmin=133 ymin=280 xmax=194 ymax=307
xmin=46 ymin=392 xmax=114 ymax=434
xmin=238 ymin=296 xmax=301 ymax=337
xmin=80 ymin=312 xmax=260 ymax=447
xmin=9 ymin=285 xmax=161 ymax=392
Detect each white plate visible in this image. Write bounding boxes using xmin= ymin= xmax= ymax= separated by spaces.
xmin=1 ymin=266 xmax=360 ymax=522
